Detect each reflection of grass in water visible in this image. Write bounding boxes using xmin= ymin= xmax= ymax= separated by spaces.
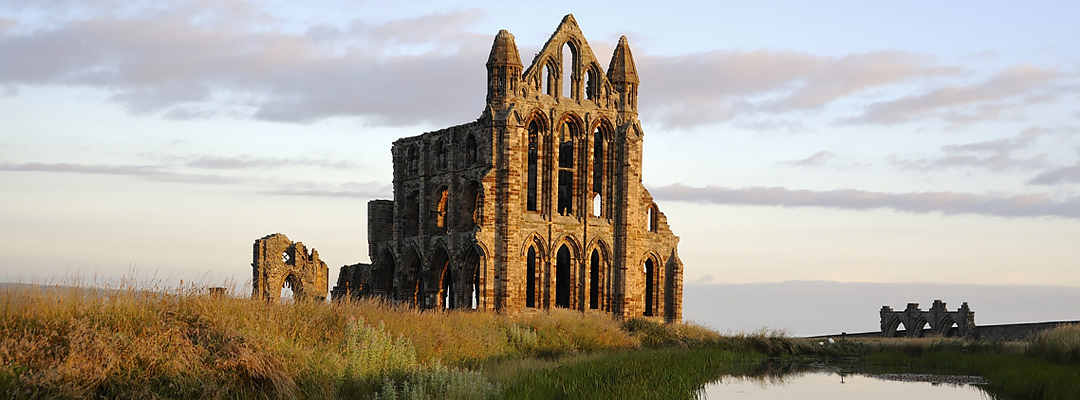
xmin=497 ymin=346 xmax=767 ymax=399
xmin=854 ymin=332 xmax=1080 ymax=400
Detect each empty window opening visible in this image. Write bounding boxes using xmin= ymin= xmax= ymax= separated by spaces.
xmin=281 ymin=250 xmax=292 ymax=264
xmin=464 ymin=134 xmax=478 ymax=165
xmin=526 ymin=121 xmax=540 ymax=211
xmin=589 ymin=250 xmax=600 ymax=310
xmin=585 ymin=66 xmax=598 ymax=100
xmin=644 ymin=259 xmax=655 ymax=316
xmin=470 ymin=267 xmax=480 ymax=310
xmin=435 ymin=188 xmax=448 ymax=230
xmin=592 ymin=194 xmax=601 ymax=217
xmin=526 ymin=246 xmax=537 ymax=308
xmin=555 ymin=245 xmax=571 ymax=308
xmin=562 ymin=42 xmax=573 ymax=99
xmin=593 ymin=127 xmax=604 ymax=194
xmin=461 ymin=181 xmax=481 ymax=228
xmin=377 ymin=250 xmax=395 ymax=295
xmin=433 ymin=140 xmax=447 ymax=170
xmin=407 ymin=145 xmax=419 ymax=176
xmin=280 ymin=274 xmax=298 ymax=302
xmin=557 ymin=122 xmax=575 ymax=215
xmin=404 ymin=192 xmax=420 ymax=236
xmin=441 ymin=267 xmax=454 ymax=310
xmin=647 ymin=205 xmax=658 ymax=232
xmin=543 ymin=62 xmax=554 ymax=96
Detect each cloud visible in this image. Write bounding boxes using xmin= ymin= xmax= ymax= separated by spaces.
xmin=261 ymin=181 xmax=391 ymax=198
xmin=890 ymin=127 xmax=1050 ymax=172
xmin=0 ymin=161 xmax=240 ymax=184
xmin=0 ymin=4 xmax=490 ymax=127
xmin=639 ymin=50 xmax=964 ymax=129
xmin=847 ymin=66 xmax=1067 ymax=126
xmin=1029 ymin=162 xmax=1080 ymax=185
xmin=783 ymin=151 xmax=837 ymax=167
xmin=185 ymin=155 xmax=358 ymax=170
xmin=652 ymin=183 xmax=1080 ymax=219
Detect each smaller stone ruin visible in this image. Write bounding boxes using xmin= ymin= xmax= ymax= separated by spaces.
xmin=880 ymin=300 xmax=976 ymax=339
xmin=251 ymin=233 xmax=328 ymax=301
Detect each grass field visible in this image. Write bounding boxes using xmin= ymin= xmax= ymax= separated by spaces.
xmin=2 ymin=282 xmax=1079 ymax=399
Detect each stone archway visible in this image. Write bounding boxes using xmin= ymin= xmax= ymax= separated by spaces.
xmin=251 ymin=233 xmax=329 ymax=301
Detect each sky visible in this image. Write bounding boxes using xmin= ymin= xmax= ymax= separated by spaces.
xmin=1 ymin=1 xmax=1079 ymax=326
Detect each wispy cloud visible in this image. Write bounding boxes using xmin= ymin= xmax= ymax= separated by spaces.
xmin=0 ymin=161 xmax=240 ymax=184
xmin=846 ymin=66 xmax=1068 ymax=126
xmin=0 ymin=3 xmax=489 ymax=126
xmin=184 ymin=155 xmax=358 ymax=170
xmin=783 ymin=151 xmax=837 ymax=167
xmin=1029 ymin=162 xmax=1080 ymax=185
xmin=261 ymin=181 xmax=391 ymax=198
xmin=640 ymin=50 xmax=964 ymax=129
xmin=652 ymin=183 xmax=1080 ymax=219
xmin=890 ymin=127 xmax=1050 ymax=172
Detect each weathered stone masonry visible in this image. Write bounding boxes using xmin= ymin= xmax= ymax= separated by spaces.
xmin=252 ymin=233 xmax=329 ymax=301
xmin=332 ymin=15 xmax=684 ymax=321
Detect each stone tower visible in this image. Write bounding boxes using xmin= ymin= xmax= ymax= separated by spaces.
xmin=333 ymin=15 xmax=683 ymax=321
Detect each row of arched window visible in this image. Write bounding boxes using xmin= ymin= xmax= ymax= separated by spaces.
xmin=521 ymin=240 xmax=668 ymax=316
xmin=535 ymin=40 xmax=604 ymax=102
xmin=402 ymin=134 xmax=480 ymax=177
xmin=401 ymin=182 xmax=482 ymax=237
xmin=525 ymin=115 xmax=613 ymax=218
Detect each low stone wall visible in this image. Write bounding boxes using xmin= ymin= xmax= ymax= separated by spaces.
xmin=808 ymin=320 xmax=1080 ymax=341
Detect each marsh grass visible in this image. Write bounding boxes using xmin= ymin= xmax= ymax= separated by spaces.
xmin=1027 ymin=323 xmax=1080 ymax=364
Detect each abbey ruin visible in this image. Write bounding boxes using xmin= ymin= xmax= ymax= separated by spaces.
xmin=328 ymin=15 xmax=683 ymax=321
xmin=246 ymin=15 xmax=682 ymax=320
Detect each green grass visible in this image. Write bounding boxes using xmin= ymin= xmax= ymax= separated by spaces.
xmin=496 ymin=346 xmax=766 ymax=399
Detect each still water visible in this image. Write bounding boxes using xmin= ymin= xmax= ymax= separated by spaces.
xmin=701 ymin=371 xmax=994 ymax=399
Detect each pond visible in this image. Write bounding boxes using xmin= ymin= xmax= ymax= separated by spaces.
xmin=701 ymin=369 xmax=999 ymax=399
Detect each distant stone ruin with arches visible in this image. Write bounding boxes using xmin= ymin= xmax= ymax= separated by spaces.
xmin=880 ymin=300 xmax=976 ymax=339
xmin=251 ymin=233 xmax=328 ymax=301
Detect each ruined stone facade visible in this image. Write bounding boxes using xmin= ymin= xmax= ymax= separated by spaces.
xmin=880 ymin=300 xmax=976 ymax=339
xmin=252 ymin=233 xmax=329 ymax=301
xmin=333 ymin=15 xmax=683 ymax=321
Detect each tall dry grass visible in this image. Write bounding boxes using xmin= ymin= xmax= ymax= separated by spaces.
xmin=0 ymin=282 xmax=643 ymax=399
xmin=1027 ymin=323 xmax=1080 ymax=364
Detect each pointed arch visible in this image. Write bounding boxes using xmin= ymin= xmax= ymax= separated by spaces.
xmin=552 ymin=235 xmax=582 ymax=309
xmin=561 ymin=40 xmax=579 ymax=99
xmin=430 ymin=245 xmax=453 ymax=310
xmin=556 ymin=113 xmax=583 ymax=216
xmin=524 ymin=110 xmax=548 ymax=213
xmin=400 ymin=245 xmax=424 ymax=307
xmin=882 ymin=315 xmax=904 ymax=337
xmin=591 ymin=117 xmax=613 ymax=218
xmin=464 ymin=134 xmax=478 ymax=166
xmin=585 ymin=63 xmax=602 ymax=100
xmin=521 ymin=233 xmax=548 ymax=309
xmin=908 ymin=316 xmax=930 ymax=338
xmin=374 ymin=246 xmax=396 ymax=297
xmin=640 ymin=252 xmax=662 ymax=317
xmin=585 ymin=239 xmax=611 ymax=311
xmin=461 ymin=243 xmax=487 ymax=310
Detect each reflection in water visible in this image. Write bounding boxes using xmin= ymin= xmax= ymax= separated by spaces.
xmin=700 ymin=369 xmax=999 ymax=400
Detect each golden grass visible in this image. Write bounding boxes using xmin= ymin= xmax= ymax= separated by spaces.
xmin=0 ymin=282 xmax=643 ymax=399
